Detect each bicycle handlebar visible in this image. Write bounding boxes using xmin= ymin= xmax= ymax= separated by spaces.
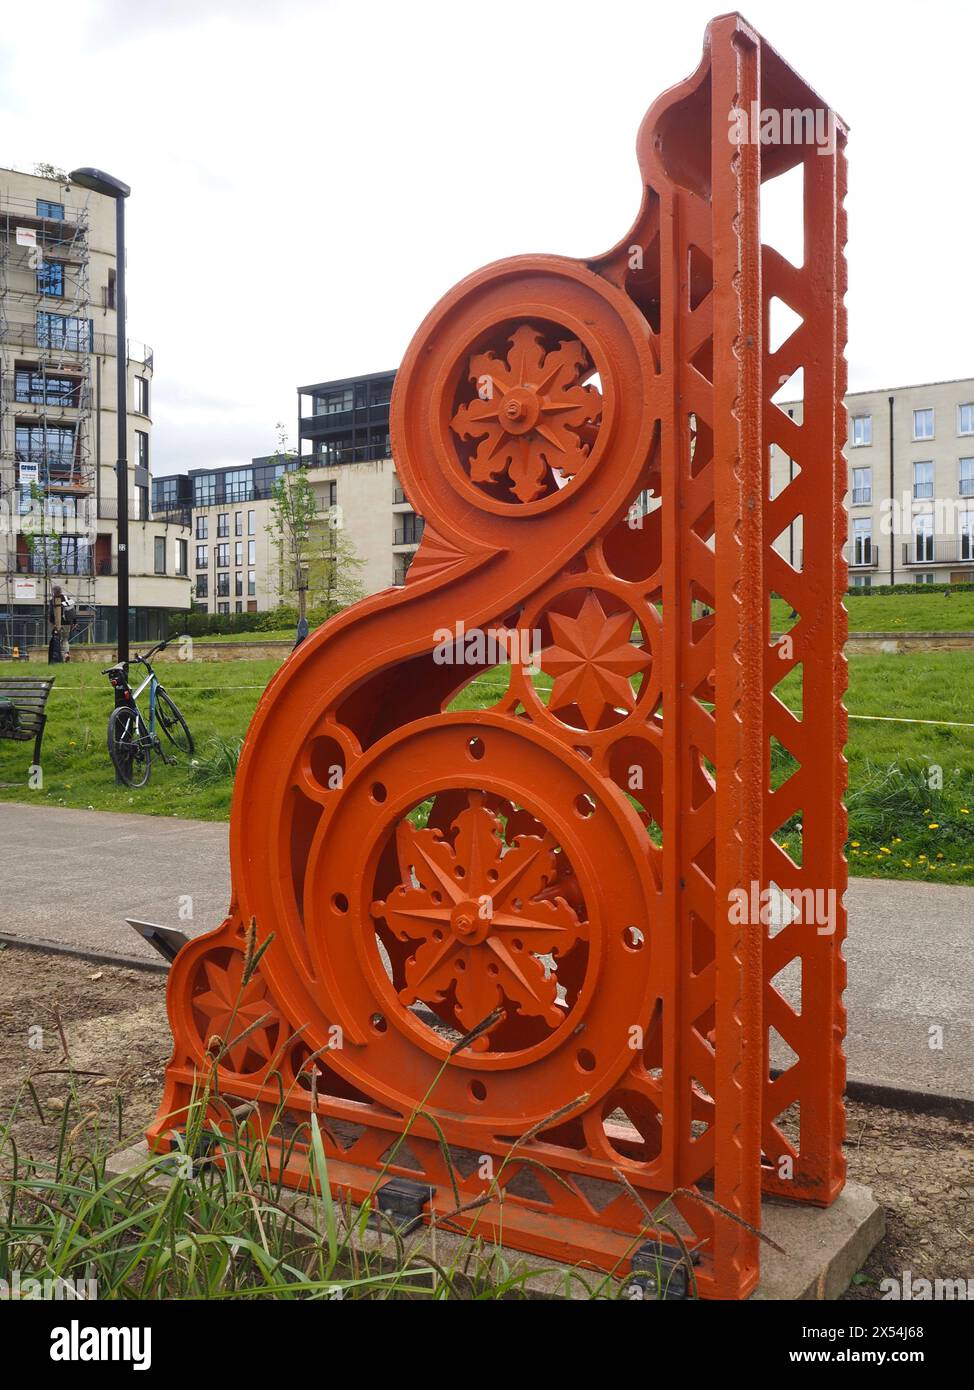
xmin=101 ymin=638 xmax=169 ymax=676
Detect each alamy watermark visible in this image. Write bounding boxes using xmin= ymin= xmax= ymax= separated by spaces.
xmin=728 ymin=101 xmax=837 ymax=156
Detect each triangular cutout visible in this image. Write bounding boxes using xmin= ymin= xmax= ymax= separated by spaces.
xmin=771 ymin=955 xmax=803 ymax=1013
xmin=688 ymin=243 xmax=714 ymax=310
xmin=378 ymin=1140 xmax=425 ymax=1173
xmin=772 ymin=365 xmax=804 ymax=411
xmin=770 ymin=735 xmax=800 ymax=792
xmin=769 ymin=296 xmax=803 ymax=354
xmin=762 ymin=160 xmax=805 ymax=268
xmin=769 ymin=1026 xmax=800 ymax=1072
xmin=771 ymin=518 xmax=803 ymax=574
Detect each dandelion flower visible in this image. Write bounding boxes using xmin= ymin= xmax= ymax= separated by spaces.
xmin=928 ymin=822 xmax=939 ymax=830
xmin=850 ymin=840 xmax=860 ymax=848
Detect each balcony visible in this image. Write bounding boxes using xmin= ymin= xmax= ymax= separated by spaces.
xmin=152 ymin=505 xmax=193 ymax=528
xmin=0 ymin=322 xmax=153 ymax=366
xmin=847 ymin=542 xmax=879 ymax=569
xmin=394 ymin=518 xmax=425 ymax=547
xmin=97 ymin=499 xmax=149 ymax=522
xmin=902 ymin=538 xmax=974 ymax=567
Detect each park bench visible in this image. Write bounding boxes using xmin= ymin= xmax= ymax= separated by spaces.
xmin=0 ymin=675 xmax=55 ymax=780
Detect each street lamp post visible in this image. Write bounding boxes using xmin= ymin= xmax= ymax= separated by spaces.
xmin=68 ymin=168 xmax=131 ymax=664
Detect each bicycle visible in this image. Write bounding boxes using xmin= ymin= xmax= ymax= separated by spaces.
xmin=104 ymin=639 xmax=194 ymax=787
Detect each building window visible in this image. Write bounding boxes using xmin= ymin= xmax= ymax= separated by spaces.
xmin=913 ymin=408 xmax=934 ymax=441
xmin=235 ymin=541 xmax=243 ymax=566
xmin=194 ymin=474 xmax=216 ymax=507
xmin=235 ymin=511 xmax=242 ymax=536
xmin=15 ymin=370 xmax=80 ymax=407
xmin=851 ymin=467 xmax=871 ymax=505
xmin=36 ymin=311 xmax=92 ymax=352
xmin=316 ymin=386 xmax=354 ymax=415
xmin=851 ymin=575 xmax=871 ymax=589
xmin=235 ymin=572 xmax=243 ymax=597
xmin=136 ymin=431 xmax=149 ymax=469
xmin=247 ymin=570 xmax=256 ymax=597
xmin=850 ymin=414 xmax=871 ymax=447
xmin=195 ymin=545 xmax=208 ymax=570
xmin=912 ymin=461 xmax=934 ymax=500
xmin=218 ymin=601 xmax=230 ymax=615
xmin=247 ymin=509 xmax=255 ymax=535
xmin=915 ymin=572 xmax=935 ymax=584
xmin=247 ymin=539 xmax=256 ymax=565
xmin=196 ymin=575 xmax=209 ymax=598
xmin=961 ymin=512 xmax=974 ymax=562
xmin=175 ymin=538 xmax=188 ymax=576
xmin=216 ymin=543 xmax=229 ymax=568
xmin=37 ymin=261 xmax=65 ymax=297
xmin=196 ymin=515 xmax=208 ymax=540
xmin=154 ymin=536 xmax=166 ymax=574
xmin=913 ymin=514 xmax=934 ymax=563
xmin=224 ymin=469 xmax=253 ymax=503
xmin=135 ymin=376 xmax=149 ymax=414
xmin=960 ymin=458 xmax=974 ymax=498
xmin=107 ymin=267 xmax=116 ymax=310
xmin=852 ymin=517 xmax=872 ymax=566
xmin=217 ymin=513 xmax=229 ymax=538
xmin=37 ymin=199 xmax=64 ymax=220
xmin=235 ymin=601 xmax=243 ymax=613
xmin=959 ymin=404 xmax=974 ymax=437
xmin=217 ymin=574 xmax=230 ymax=598
xmin=15 ymin=424 xmax=76 ymax=474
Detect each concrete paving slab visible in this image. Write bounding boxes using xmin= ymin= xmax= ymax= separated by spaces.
xmin=1 ymin=804 xmax=972 ymax=1100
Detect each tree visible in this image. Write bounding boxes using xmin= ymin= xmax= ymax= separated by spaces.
xmin=266 ymin=425 xmax=365 ymax=624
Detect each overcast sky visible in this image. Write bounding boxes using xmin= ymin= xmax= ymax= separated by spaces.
xmin=2 ymin=0 xmax=971 ymax=476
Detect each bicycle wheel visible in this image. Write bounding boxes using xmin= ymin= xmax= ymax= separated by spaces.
xmin=108 ymin=705 xmax=151 ymax=787
xmin=156 ymin=688 xmax=194 ymax=755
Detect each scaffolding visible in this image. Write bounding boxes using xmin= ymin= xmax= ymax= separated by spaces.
xmin=0 ymin=186 xmax=96 ymax=655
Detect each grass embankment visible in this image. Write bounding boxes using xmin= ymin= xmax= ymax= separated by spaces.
xmin=0 ymin=650 xmax=971 ymax=885
xmin=172 ymin=592 xmax=974 ymax=648
xmin=774 ymin=591 xmax=974 ymax=632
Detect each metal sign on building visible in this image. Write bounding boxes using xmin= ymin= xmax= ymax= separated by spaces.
xmin=151 ymin=14 xmax=848 ymax=1298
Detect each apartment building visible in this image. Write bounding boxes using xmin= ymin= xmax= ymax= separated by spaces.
xmin=297 ymin=371 xmax=424 ymax=588
xmin=770 ymin=376 xmax=974 ymax=587
xmin=0 ymin=166 xmax=190 ymax=651
xmin=152 ymin=457 xmax=282 ymax=614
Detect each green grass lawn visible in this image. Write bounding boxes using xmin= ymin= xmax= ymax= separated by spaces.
xmin=773 ymin=590 xmax=974 ymax=633
xmin=1 ymin=650 xmax=971 ymax=886
xmin=0 ymin=659 xmax=282 ymax=822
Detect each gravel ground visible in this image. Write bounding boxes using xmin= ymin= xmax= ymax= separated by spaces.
xmin=1 ymin=943 xmax=970 ymax=1300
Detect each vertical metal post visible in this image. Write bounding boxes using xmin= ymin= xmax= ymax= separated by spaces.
xmin=115 ymin=194 xmax=129 ymax=665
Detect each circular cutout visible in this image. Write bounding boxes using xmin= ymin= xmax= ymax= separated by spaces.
xmin=332 ymin=892 xmax=349 ymax=914
xmin=449 ymin=320 xmax=602 ymax=505
xmin=370 ymin=782 xmax=387 ymax=804
xmin=577 ymin=1048 xmax=597 ymax=1072
xmin=370 ymin=788 xmax=590 ymax=1056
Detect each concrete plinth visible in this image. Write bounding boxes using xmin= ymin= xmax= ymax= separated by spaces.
xmin=105 ymin=1141 xmax=883 ymax=1300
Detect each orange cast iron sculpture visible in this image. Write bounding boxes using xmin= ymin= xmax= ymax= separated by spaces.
xmin=150 ymin=13 xmax=848 ymax=1300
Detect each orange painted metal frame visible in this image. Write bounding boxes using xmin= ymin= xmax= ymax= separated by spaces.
xmin=150 ymin=14 xmax=848 ymax=1299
